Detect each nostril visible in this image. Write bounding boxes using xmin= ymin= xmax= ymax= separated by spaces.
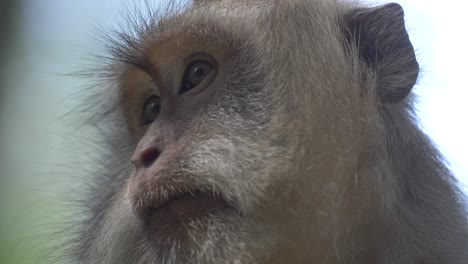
xmin=140 ymin=147 xmax=161 ymax=168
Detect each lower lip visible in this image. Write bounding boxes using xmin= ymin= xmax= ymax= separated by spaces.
xmin=150 ymin=192 xmax=230 ymax=225
xmin=167 ymin=192 xmax=229 ymax=218
xmin=145 ymin=192 xmax=236 ymax=241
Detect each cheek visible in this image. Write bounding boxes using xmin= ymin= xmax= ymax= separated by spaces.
xmin=92 ymin=187 xmax=148 ymax=261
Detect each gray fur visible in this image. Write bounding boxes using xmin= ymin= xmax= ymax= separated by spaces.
xmin=70 ymin=1 xmax=468 ymax=263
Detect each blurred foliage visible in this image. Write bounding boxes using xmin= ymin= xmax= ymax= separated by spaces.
xmin=0 ymin=0 xmax=68 ymax=263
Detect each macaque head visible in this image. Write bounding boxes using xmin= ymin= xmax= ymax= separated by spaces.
xmin=74 ymin=1 xmax=430 ymax=264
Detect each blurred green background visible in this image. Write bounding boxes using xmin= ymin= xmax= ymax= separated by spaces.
xmin=0 ymin=1 xmax=119 ymax=263
xmin=0 ymin=1 xmax=466 ymax=264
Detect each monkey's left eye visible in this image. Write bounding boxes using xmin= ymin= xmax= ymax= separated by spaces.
xmin=179 ymin=60 xmax=214 ymax=94
xmin=142 ymin=95 xmax=161 ymax=125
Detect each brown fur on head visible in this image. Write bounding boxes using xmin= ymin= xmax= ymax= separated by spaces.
xmin=71 ymin=1 xmax=468 ymax=264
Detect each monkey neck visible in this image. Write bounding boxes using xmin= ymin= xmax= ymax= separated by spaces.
xmin=260 ymin=103 xmax=468 ymax=264
xmin=374 ymin=104 xmax=468 ymax=263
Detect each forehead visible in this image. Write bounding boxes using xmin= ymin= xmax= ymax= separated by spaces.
xmin=114 ymin=4 xmax=258 ymax=77
xmin=111 ymin=0 xmax=345 ymax=74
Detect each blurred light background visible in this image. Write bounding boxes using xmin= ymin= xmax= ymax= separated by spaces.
xmin=0 ymin=0 xmax=466 ymax=263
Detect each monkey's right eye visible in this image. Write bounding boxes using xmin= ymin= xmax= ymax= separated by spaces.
xmin=142 ymin=96 xmax=161 ymax=125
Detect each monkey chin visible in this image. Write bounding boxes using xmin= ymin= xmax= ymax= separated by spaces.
xmin=144 ymin=191 xmax=236 ymax=243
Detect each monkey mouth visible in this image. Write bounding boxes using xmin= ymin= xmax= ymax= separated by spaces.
xmin=153 ymin=190 xmax=230 ymax=218
xmin=133 ymin=182 xmax=235 ymax=227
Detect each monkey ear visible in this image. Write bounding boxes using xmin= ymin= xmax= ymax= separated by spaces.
xmin=344 ymin=3 xmax=419 ymax=104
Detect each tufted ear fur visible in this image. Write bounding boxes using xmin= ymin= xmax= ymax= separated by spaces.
xmin=344 ymin=3 xmax=419 ymax=104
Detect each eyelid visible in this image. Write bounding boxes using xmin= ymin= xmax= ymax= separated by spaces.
xmin=182 ymin=53 xmax=218 ymax=78
xmin=182 ymin=52 xmax=215 ymax=65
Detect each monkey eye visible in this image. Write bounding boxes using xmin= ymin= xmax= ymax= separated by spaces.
xmin=179 ymin=60 xmax=214 ymax=94
xmin=142 ymin=95 xmax=161 ymax=125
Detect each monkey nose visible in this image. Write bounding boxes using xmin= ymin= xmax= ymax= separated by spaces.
xmin=131 ymin=146 xmax=162 ymax=169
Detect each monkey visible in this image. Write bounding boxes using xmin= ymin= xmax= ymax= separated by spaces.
xmin=69 ymin=0 xmax=468 ymax=263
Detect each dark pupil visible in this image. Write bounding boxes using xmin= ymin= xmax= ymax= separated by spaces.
xmin=149 ymin=101 xmax=160 ymax=113
xmin=194 ymin=66 xmax=205 ymax=78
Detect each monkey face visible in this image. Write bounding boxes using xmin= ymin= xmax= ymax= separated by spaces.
xmin=96 ymin=13 xmax=291 ymax=263
xmin=122 ymin=37 xmax=270 ymax=237
xmin=74 ymin=1 xmax=427 ymax=264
